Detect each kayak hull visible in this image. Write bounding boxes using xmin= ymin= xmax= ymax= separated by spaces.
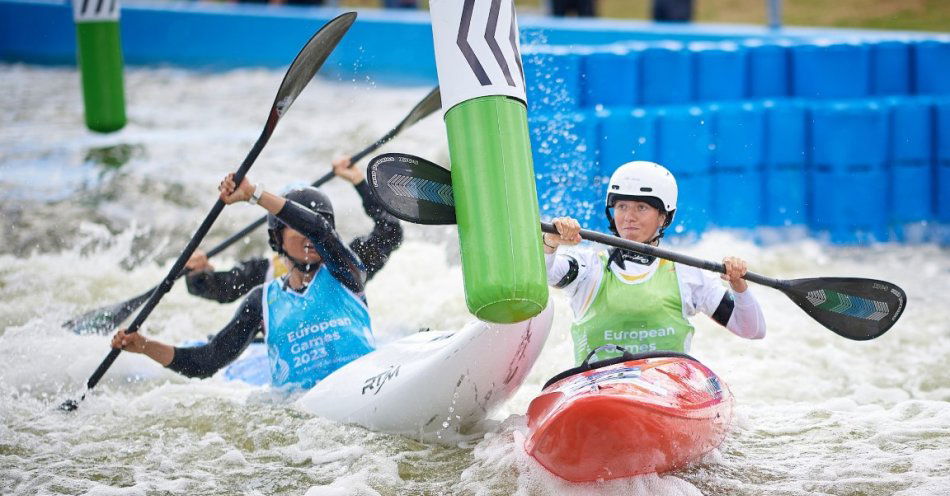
xmin=524 ymin=356 xmax=733 ymax=482
xmin=296 ymin=302 xmax=554 ymax=441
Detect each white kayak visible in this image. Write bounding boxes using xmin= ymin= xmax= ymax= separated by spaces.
xmin=296 ymin=303 xmax=554 ymax=441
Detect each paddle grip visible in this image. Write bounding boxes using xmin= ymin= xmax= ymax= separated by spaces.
xmin=541 ymin=222 xmax=784 ymax=290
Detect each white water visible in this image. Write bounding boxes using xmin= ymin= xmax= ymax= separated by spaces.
xmin=1 ymin=65 xmax=949 ymax=495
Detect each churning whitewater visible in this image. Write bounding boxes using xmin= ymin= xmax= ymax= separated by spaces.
xmin=1 ymin=65 xmax=949 ymax=495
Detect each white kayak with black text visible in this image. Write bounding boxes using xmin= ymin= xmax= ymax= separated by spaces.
xmin=295 ymin=303 xmax=554 ymax=440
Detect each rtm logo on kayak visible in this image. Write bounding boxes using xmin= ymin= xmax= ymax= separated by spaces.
xmin=362 ymin=365 xmax=400 ymax=395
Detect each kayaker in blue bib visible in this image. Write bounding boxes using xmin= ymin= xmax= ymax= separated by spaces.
xmin=111 ymin=172 xmax=376 ymax=390
xmin=542 ymin=161 xmax=767 ymax=363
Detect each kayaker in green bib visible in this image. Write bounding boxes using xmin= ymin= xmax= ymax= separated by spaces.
xmin=543 ymin=161 xmax=766 ymax=364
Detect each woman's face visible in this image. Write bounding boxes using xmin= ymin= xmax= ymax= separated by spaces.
xmin=612 ymin=199 xmax=666 ymax=243
xmin=281 ymin=228 xmax=322 ymax=266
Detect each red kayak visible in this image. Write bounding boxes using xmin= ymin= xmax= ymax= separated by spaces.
xmin=524 ymin=348 xmax=734 ymax=482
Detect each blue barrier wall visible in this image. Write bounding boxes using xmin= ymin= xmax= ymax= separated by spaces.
xmin=3 ymin=0 xmax=949 ymax=243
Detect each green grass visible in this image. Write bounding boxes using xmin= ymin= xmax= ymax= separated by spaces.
xmin=339 ymin=0 xmax=950 ymax=33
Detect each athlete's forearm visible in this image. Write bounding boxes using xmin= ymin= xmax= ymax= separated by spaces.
xmin=351 ymin=181 xmax=403 ymax=280
xmin=725 ymin=290 xmax=767 ymax=339
xmin=167 ymin=291 xmax=262 ymax=378
xmin=277 ymin=200 xmax=366 ymax=293
xmin=139 ymin=337 xmax=175 ymax=367
xmin=185 ymin=258 xmax=270 ymax=303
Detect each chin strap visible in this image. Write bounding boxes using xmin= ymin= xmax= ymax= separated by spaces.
xmin=283 ymin=254 xmax=321 ymax=274
xmin=607 ymin=235 xmax=661 ymax=270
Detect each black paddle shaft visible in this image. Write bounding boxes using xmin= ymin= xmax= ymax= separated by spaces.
xmin=63 ymin=86 xmax=439 ymax=337
xmin=366 ymin=152 xmax=907 ymax=342
xmin=540 ymin=223 xmax=787 ymax=290
xmin=64 ymin=13 xmax=358 ymax=408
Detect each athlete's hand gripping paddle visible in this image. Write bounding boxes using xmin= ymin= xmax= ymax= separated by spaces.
xmin=59 ymin=13 xmax=357 ymax=412
xmin=62 ymin=88 xmax=440 ymax=336
xmin=364 ymin=152 xmax=907 ymax=342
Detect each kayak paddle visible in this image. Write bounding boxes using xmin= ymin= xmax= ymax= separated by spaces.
xmin=365 ymin=152 xmax=907 ymax=342
xmin=63 ymin=86 xmax=441 ymax=336
xmin=59 ymin=13 xmax=357 ymax=412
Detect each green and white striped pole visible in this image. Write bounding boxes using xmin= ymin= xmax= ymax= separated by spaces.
xmin=429 ymin=0 xmax=547 ymax=323
xmin=73 ymin=0 xmax=126 ymax=133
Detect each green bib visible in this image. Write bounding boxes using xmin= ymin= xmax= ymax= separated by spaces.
xmin=571 ymin=253 xmax=695 ymax=364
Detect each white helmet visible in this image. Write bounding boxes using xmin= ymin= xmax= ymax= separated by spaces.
xmin=605 ymin=161 xmax=678 ymax=235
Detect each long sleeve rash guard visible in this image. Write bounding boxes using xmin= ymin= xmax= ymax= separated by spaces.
xmin=185 ymin=180 xmax=403 ymax=303
xmin=168 ymin=198 xmax=368 ymax=378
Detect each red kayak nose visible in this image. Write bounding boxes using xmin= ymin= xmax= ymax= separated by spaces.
xmin=524 ymin=356 xmax=733 ymax=482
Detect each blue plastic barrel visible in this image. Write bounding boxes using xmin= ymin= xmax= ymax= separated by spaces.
xmin=709 ymin=102 xmax=765 ymax=228
xmin=937 ymin=100 xmax=950 ymax=223
xmin=583 ymin=48 xmax=639 ymax=108
xmin=523 ymin=48 xmax=583 ymax=114
xmin=745 ymin=41 xmax=789 ymax=98
xmin=810 ymin=100 xmax=890 ymax=241
xmin=640 ymin=42 xmax=692 ymax=105
xmin=529 ymin=111 xmax=601 ymax=226
xmin=763 ymin=99 xmax=808 ymax=227
xmin=791 ymin=42 xmax=871 ymax=99
xmin=812 ymin=100 xmax=888 ymax=170
xmin=914 ymin=40 xmax=950 ymax=96
xmin=871 ymin=41 xmax=910 ymax=96
xmin=888 ymin=97 xmax=933 ymax=226
xmin=656 ymin=105 xmax=712 ymax=234
xmin=597 ymin=107 xmax=657 ymax=175
xmin=692 ymin=42 xmax=746 ymax=102
xmin=810 ymin=169 xmax=888 ymax=243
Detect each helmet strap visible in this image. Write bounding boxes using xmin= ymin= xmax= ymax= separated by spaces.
xmin=284 ymin=253 xmax=321 ymax=275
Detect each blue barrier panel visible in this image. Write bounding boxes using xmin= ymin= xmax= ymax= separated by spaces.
xmin=812 ymin=100 xmax=889 ymax=170
xmin=763 ymin=100 xmax=808 ymax=226
xmin=745 ymin=41 xmax=789 ymax=98
xmin=937 ymin=100 xmax=950 ymax=222
xmin=871 ymin=41 xmax=910 ymax=96
xmin=888 ymin=98 xmax=933 ymax=226
xmin=692 ymin=42 xmax=746 ymax=102
xmin=524 ymin=48 xmax=583 ymax=114
xmin=811 ymin=101 xmax=890 ymax=242
xmin=597 ymin=107 xmax=657 ymax=174
xmin=791 ymin=42 xmax=871 ymax=99
xmin=710 ymin=102 xmax=765 ymax=227
xmin=656 ymin=105 xmax=711 ymax=233
xmin=914 ymin=40 xmax=950 ymax=96
xmin=583 ymin=49 xmax=639 ymax=108
xmin=529 ymin=111 xmax=601 ymax=227
xmin=639 ymin=43 xmax=692 ymax=105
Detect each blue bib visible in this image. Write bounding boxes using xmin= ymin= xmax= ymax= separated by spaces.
xmin=262 ymin=267 xmax=375 ymax=390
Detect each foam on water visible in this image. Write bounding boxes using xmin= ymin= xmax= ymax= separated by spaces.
xmin=2 ymin=64 xmax=950 ymax=495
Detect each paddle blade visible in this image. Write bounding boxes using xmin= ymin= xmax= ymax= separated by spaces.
xmin=782 ymin=278 xmax=907 ymax=340
xmin=398 ymin=87 xmax=441 ymax=132
xmin=367 ymin=153 xmax=456 ymax=225
xmin=62 ymin=289 xmax=153 ymax=335
xmin=271 ymin=12 xmax=357 ymax=119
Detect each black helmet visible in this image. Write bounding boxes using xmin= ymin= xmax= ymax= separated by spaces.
xmin=267 ymin=186 xmax=335 ymax=255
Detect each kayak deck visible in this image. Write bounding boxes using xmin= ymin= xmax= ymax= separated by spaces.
xmin=524 ymin=355 xmax=733 ymax=482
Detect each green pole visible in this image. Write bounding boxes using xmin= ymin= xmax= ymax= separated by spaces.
xmin=429 ymin=0 xmax=547 ymax=323
xmin=74 ymin=0 xmax=126 ymax=133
